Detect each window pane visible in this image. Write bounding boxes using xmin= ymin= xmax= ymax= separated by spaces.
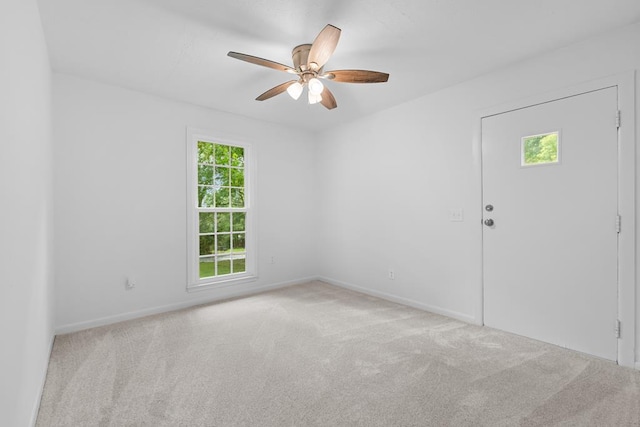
xmin=217 ymin=258 xmax=231 ymax=275
xmin=230 ymin=188 xmax=244 ymax=208
xmin=198 ymin=141 xmax=215 ymax=164
xmin=215 ymin=145 xmax=230 ymax=165
xmin=232 ymin=233 xmax=245 ymax=251
xmin=199 ymin=256 xmax=215 ymax=278
xmin=232 ymin=257 xmax=246 ymax=273
xmin=215 ymin=188 xmax=230 ymax=207
xmin=198 ymin=165 xmax=214 ymax=185
xmin=199 ymin=235 xmax=215 ymax=255
xmin=217 ymin=213 xmax=231 ymax=232
xmin=522 ymin=132 xmax=559 ymax=166
xmin=230 ymin=168 xmax=244 ymax=187
xmin=198 ymin=186 xmax=214 ymax=207
xmin=231 ymin=146 xmax=244 ymax=167
xmin=217 ymin=233 xmax=231 ymax=253
xmin=215 ymin=167 xmax=230 ymax=186
xmin=199 ymin=213 xmax=215 ymax=233
xmin=232 ymin=212 xmax=245 ymax=232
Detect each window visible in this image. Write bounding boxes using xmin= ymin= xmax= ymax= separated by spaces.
xmin=521 ymin=131 xmax=560 ymax=166
xmin=187 ymin=129 xmax=255 ymax=290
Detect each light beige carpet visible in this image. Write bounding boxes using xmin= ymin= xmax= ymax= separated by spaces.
xmin=37 ymin=281 xmax=640 ymax=426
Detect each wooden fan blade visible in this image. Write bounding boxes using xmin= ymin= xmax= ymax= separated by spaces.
xmin=320 ymin=86 xmax=337 ymax=110
xmin=322 ymin=69 xmax=389 ymax=83
xmin=256 ymin=80 xmax=297 ymax=101
xmin=228 ymin=52 xmax=296 ymax=74
xmin=307 ymin=25 xmax=341 ymax=71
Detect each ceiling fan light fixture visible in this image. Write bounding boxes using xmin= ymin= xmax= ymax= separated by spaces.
xmin=308 ymin=91 xmax=322 ymax=105
xmin=286 ymin=81 xmax=303 ymax=100
xmin=227 ymin=24 xmax=389 ymax=110
xmin=308 ymin=78 xmax=324 ymax=95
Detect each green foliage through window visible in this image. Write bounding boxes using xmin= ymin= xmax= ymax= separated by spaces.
xmin=197 ymin=140 xmax=247 ymax=278
xmin=197 ymin=141 xmax=244 ymax=208
xmin=522 ymin=132 xmax=559 ymax=166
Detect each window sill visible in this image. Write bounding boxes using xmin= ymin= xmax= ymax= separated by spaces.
xmin=187 ymin=274 xmax=258 ymax=293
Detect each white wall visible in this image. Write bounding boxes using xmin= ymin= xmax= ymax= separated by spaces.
xmin=317 ymin=23 xmax=640 ymax=362
xmin=0 ymin=0 xmax=54 ymax=425
xmin=53 ymin=75 xmax=318 ymax=331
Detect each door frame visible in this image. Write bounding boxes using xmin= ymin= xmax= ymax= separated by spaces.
xmin=472 ymin=71 xmax=636 ymax=368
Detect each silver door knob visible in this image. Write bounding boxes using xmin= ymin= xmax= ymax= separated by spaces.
xmin=484 ymin=219 xmax=494 ymax=226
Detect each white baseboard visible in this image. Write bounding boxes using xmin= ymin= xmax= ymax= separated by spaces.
xmin=635 ymin=361 xmax=640 ymax=371
xmin=319 ymin=276 xmax=476 ymax=324
xmin=30 ymin=332 xmax=55 ymax=427
xmin=55 ymin=276 xmax=319 ymax=335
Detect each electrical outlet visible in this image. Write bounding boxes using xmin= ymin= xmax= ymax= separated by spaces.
xmin=388 ymin=269 xmax=395 ymax=280
xmin=270 ymin=256 xmax=276 ymax=265
xmin=125 ymin=278 xmax=135 ymax=290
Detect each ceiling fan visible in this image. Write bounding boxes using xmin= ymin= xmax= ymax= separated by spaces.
xmin=227 ymin=24 xmax=389 ymax=110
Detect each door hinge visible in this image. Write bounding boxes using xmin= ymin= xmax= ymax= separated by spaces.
xmin=615 ymin=319 xmax=621 ymax=338
xmin=616 ymin=110 xmax=621 ymax=128
xmin=616 ymin=214 xmax=621 ymax=233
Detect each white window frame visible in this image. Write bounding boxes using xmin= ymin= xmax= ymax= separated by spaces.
xmin=186 ymin=128 xmax=257 ymax=291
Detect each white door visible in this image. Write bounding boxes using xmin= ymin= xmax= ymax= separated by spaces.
xmin=482 ymin=87 xmax=619 ymax=361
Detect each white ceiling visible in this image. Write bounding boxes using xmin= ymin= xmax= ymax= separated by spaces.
xmin=38 ymin=0 xmax=640 ymax=132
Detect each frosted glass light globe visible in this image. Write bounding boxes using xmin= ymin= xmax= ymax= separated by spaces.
xmin=308 ymin=91 xmax=323 ymax=105
xmin=286 ymin=81 xmax=303 ymax=100
xmin=308 ymin=78 xmax=324 ymax=95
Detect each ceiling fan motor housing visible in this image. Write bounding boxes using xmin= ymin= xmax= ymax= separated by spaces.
xmin=292 ymin=44 xmax=312 ymax=71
